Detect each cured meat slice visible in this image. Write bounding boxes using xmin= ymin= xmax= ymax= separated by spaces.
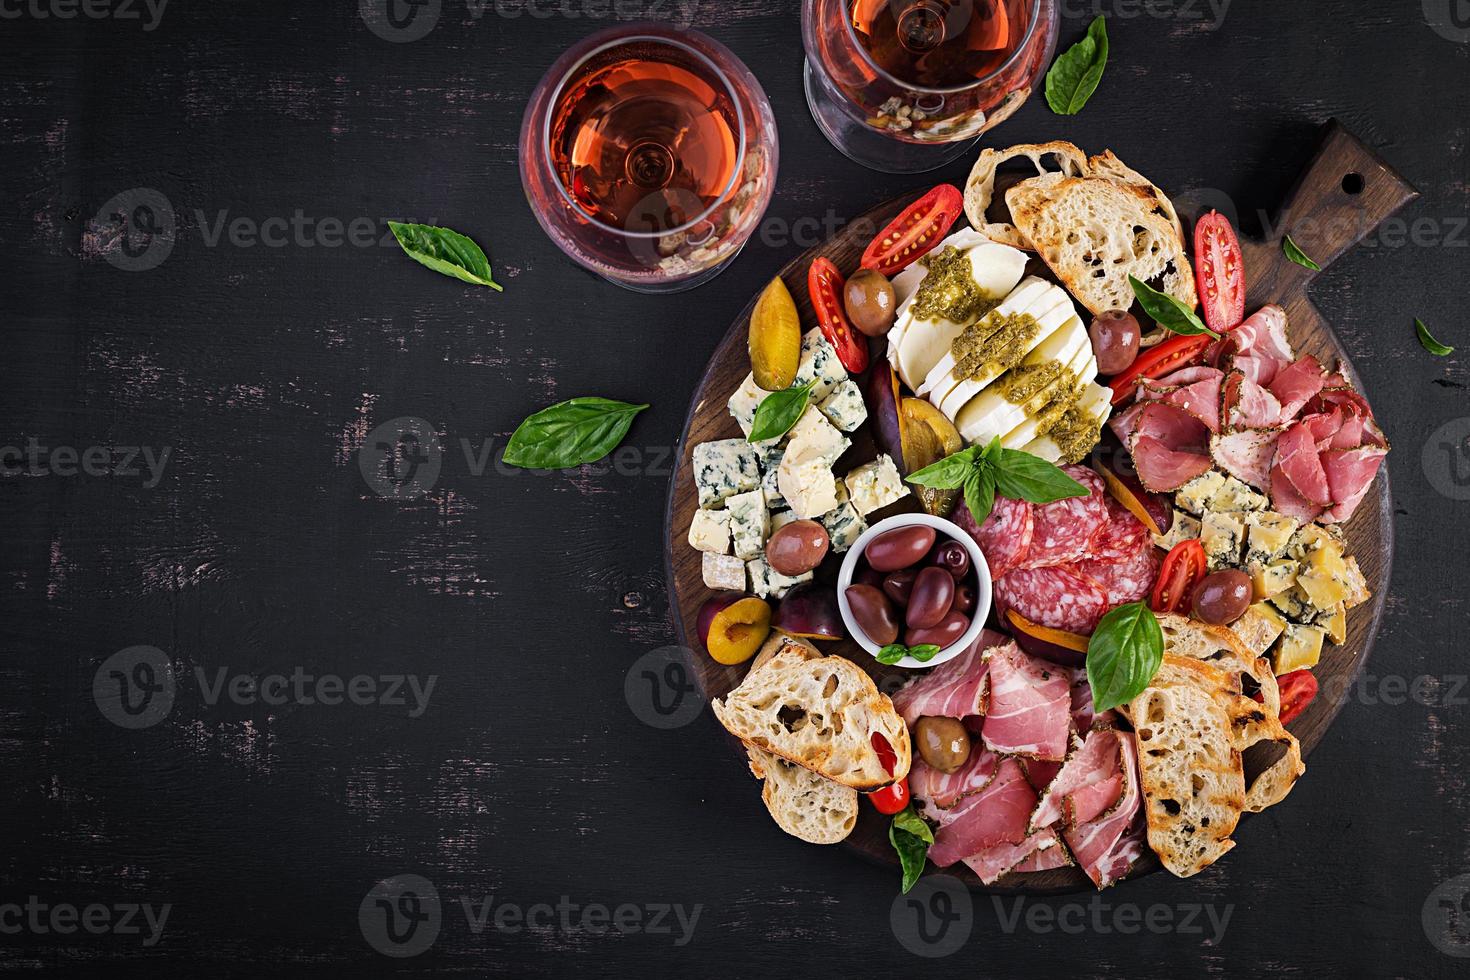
xmin=1064 ymin=733 xmax=1146 ymax=889
xmin=1014 ymin=465 xmax=1107 ymax=569
xmin=955 ymin=493 xmax=1033 ymax=580
xmin=1131 ymin=435 xmax=1213 ymax=493
xmin=1300 ymin=407 xmax=1344 ymax=450
xmin=1270 ymin=458 xmax=1327 ymax=523
xmin=1320 ymin=445 xmax=1388 ymax=523
xmin=890 ymin=634 xmax=1000 ymax=726
xmin=927 ymin=755 xmax=1036 ymax=867
xmin=1009 ymin=834 xmax=1072 ymax=873
xmin=1032 ymin=728 xmax=1122 ymax=830
xmin=1276 ymin=421 xmax=1332 ymax=506
xmin=1268 ymin=353 xmax=1327 ymax=419
xmin=1211 ymin=428 xmax=1278 ymax=491
xmin=994 ymin=565 xmax=1111 ymax=635
xmin=1021 ymin=757 xmax=1063 ymax=793
xmin=1234 ymin=305 xmax=1295 ymax=362
xmin=1107 ymin=399 xmax=1147 ymax=447
xmin=1077 ymin=546 xmax=1159 ymax=608
xmin=1137 ymin=373 xmax=1223 ymax=433
xmin=1153 ymin=365 xmax=1225 ymax=388
xmin=1087 ymin=497 xmax=1151 ymax=563
xmin=961 ymin=827 xmax=1064 ymax=885
xmin=909 ymin=749 xmax=1000 ymax=811
xmin=981 ymin=642 xmax=1072 ymax=761
xmin=1221 ymin=369 xmax=1283 ymax=430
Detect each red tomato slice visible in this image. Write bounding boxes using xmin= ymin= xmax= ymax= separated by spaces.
xmin=867 ymin=780 xmax=910 ymax=815
xmin=1194 ymin=211 xmax=1246 ymax=334
xmin=1150 ymin=539 xmax=1207 ymax=614
xmin=809 ymin=257 xmax=869 ymax=374
xmin=870 ymin=731 xmax=898 ymax=776
xmin=1107 ymin=334 xmax=1212 ymax=405
xmin=1277 ymin=670 xmax=1319 ymax=725
xmin=860 ymin=185 xmax=963 ymax=277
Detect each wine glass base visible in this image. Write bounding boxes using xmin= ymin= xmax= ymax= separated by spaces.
xmin=802 ymin=60 xmax=981 ymax=175
xmin=593 ymin=245 xmax=743 ymax=294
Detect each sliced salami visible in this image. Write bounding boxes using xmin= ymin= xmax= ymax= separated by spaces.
xmin=1087 ymin=496 xmax=1152 ymax=563
xmin=1077 ymin=545 xmax=1159 ymax=608
xmin=994 ymin=565 xmax=1111 ymax=635
xmin=955 ymin=494 xmax=1034 ymax=579
xmin=1014 ymin=465 xmax=1108 ymax=569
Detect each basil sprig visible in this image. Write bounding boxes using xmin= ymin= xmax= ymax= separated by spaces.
xmin=889 ymin=803 xmax=934 ymax=894
xmin=387 ymin=222 xmax=503 ymax=290
xmin=875 ymin=643 xmax=942 ymax=666
xmin=1128 ymin=275 xmax=1219 ymax=340
xmin=748 ymin=381 xmax=815 ymax=443
xmin=907 ymin=438 xmax=1088 ymax=527
xmin=1045 ymin=16 xmax=1109 ymax=115
xmin=1086 ymin=602 xmax=1164 ymax=713
xmin=502 ymin=397 xmax=648 ymax=469
xmin=1282 ymin=235 xmax=1322 ymax=272
xmin=1416 ymin=318 xmax=1455 ymax=357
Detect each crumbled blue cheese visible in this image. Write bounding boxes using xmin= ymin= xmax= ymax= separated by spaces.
xmin=786 ymin=405 xmax=850 ymax=465
xmin=1208 ymin=476 xmax=1270 ymax=514
xmin=747 ymin=557 xmax=812 ymax=600
xmin=1175 ymin=470 xmax=1226 ymax=517
xmin=687 ymin=508 xmax=731 ymax=555
xmin=692 ymin=439 xmax=760 ymax=509
xmin=818 ymin=379 xmax=868 ymax=433
xmin=727 ymin=489 xmax=769 ymax=560
xmin=820 ymin=502 xmax=867 ymax=553
xmin=795 ymin=328 xmax=847 ymax=401
xmin=701 ymin=552 xmax=746 ymax=592
xmin=844 ymin=454 xmax=908 ymax=517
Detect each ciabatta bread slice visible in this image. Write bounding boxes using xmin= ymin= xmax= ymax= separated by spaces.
xmin=1155 ymin=613 xmax=1280 ymax=718
xmin=746 ymin=745 xmax=857 ymax=845
xmin=712 ymin=653 xmax=911 ymax=792
xmin=962 ymin=140 xmax=1088 ymax=248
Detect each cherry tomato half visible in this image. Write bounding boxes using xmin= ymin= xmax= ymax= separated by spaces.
xmin=809 ymin=257 xmax=869 ymax=374
xmin=1194 ymin=211 xmax=1246 ymax=334
xmin=1277 ymin=671 xmax=1318 ymax=725
xmin=860 ymin=184 xmax=963 ymax=277
xmin=1107 ymin=334 xmax=1213 ymax=405
xmin=1150 ymin=539 xmax=1208 ymax=615
xmin=867 ymin=780 xmax=911 ymax=815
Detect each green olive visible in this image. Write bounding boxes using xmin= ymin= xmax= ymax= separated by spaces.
xmin=843 ymin=268 xmax=897 ymax=337
xmin=913 ymin=715 xmax=971 ymax=773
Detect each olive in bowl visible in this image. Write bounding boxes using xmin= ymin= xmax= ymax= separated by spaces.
xmin=836 ymin=514 xmax=991 ymax=669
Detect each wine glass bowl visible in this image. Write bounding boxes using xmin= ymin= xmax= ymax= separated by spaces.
xmin=520 ymin=24 xmax=778 ymax=293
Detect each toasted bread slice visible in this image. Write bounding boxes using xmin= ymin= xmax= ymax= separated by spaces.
xmin=962 ymin=140 xmax=1088 ymax=248
xmin=1229 ymin=699 xmax=1305 ymax=813
xmin=1155 ymin=613 xmax=1280 ymax=718
xmin=749 ymin=632 xmax=821 ymax=675
xmin=712 ymin=653 xmax=912 ymax=791
xmin=746 ymin=745 xmax=858 ymax=845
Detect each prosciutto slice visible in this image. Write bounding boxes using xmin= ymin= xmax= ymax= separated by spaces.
xmin=1276 ymin=421 xmax=1333 ymax=506
xmin=962 ymin=827 xmax=1065 ymax=884
xmin=981 ymin=643 xmax=1072 ymax=761
xmin=890 ymin=634 xmax=999 ymax=726
xmin=1137 ymin=372 xmax=1223 ymax=433
xmin=1210 ymin=428 xmax=1278 ymax=490
xmin=1031 ymin=728 xmax=1122 ymax=830
xmin=1234 ymin=305 xmax=1295 ymax=362
xmin=1009 ymin=834 xmax=1072 ymax=873
xmin=1221 ymin=370 xmax=1283 ymax=430
xmin=1131 ymin=435 xmax=1214 ymax=493
xmin=908 ymin=748 xmax=1000 ymax=810
xmin=927 ymin=755 xmax=1036 ymax=867
xmin=1268 ymin=353 xmax=1327 ymax=419
xmin=1320 ymin=445 xmax=1388 ymax=523
xmin=1270 ymin=457 xmax=1327 ymax=522
xmin=1062 ymin=733 xmax=1147 ymax=889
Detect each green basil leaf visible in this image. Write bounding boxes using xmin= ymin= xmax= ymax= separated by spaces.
xmin=1086 ymin=602 xmax=1164 ymax=713
xmin=502 ymin=397 xmax=649 ymax=469
xmin=1416 ymin=318 xmax=1455 ymax=357
xmin=1128 ymin=275 xmax=1219 ymax=340
xmin=875 ymin=643 xmax=909 ymax=666
xmin=387 ymin=222 xmax=503 ymax=290
xmin=1045 ymin=16 xmax=1108 ymax=115
xmin=905 ymin=446 xmax=979 ymax=490
xmin=889 ymin=804 xmax=933 ymax=894
xmin=748 ymin=382 xmax=815 ymax=442
xmin=963 ymin=467 xmax=996 ymax=527
xmin=908 ymin=644 xmax=942 ymax=664
xmin=1282 ymin=235 xmax=1322 ymax=272
xmin=992 ymin=449 xmax=1089 ymax=504
xmin=981 ymin=435 xmax=1002 ymax=464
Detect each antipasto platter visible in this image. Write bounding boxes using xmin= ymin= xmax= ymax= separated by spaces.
xmin=665 ymin=122 xmax=1409 ymax=893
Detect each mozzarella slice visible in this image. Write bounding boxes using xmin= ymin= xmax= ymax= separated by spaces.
xmin=996 ymin=347 xmax=1098 ymax=449
xmin=954 ymin=316 xmax=1090 ymax=445
xmin=890 ymin=228 xmax=991 ymax=305
xmin=916 ymin=277 xmax=1052 ymax=400
xmin=1023 ymin=383 xmax=1113 ymax=462
xmin=937 ymin=290 xmax=1078 ymax=419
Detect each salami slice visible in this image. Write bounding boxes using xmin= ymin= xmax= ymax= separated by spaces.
xmin=1087 ymin=496 xmax=1152 ymax=563
xmin=1077 ymin=546 xmax=1160 ymax=608
xmin=994 ymin=565 xmax=1111 ymax=635
xmin=1014 ymin=465 xmax=1108 ymax=569
xmin=956 ymin=494 xmax=1034 ymax=580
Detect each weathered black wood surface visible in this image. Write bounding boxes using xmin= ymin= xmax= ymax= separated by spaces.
xmin=2 ymin=2 xmax=1468 ymax=976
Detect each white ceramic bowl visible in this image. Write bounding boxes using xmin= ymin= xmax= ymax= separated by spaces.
xmin=836 ymin=513 xmax=991 ymax=670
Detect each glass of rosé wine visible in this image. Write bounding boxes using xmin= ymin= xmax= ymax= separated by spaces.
xmin=520 ymin=24 xmax=778 ymax=293
xmin=803 ymin=0 xmax=1058 ymax=173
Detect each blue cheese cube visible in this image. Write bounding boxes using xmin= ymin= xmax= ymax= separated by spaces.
xmin=726 ymin=373 xmax=765 ymax=436
xmin=701 ymin=552 xmax=746 ymax=592
xmin=770 ymin=509 xmax=798 ymax=533
xmin=692 ymin=439 xmax=760 ymax=509
xmin=1208 ymin=476 xmax=1270 ymax=514
xmin=760 ymin=450 xmax=786 ymax=509
xmin=727 ymin=490 xmax=769 ymax=560
xmin=796 ymin=328 xmax=847 ymax=401
xmin=687 ymin=508 xmax=731 ymax=555
xmin=818 ymin=380 xmax=868 ymax=433
xmin=778 ymin=454 xmax=840 ymax=519
xmin=747 ymin=557 xmax=812 ymax=600
xmin=844 ymin=454 xmax=908 ymax=517
xmin=1153 ymin=510 xmax=1201 ymax=551
xmin=1175 ymin=470 xmax=1226 ymax=517
xmin=1200 ymin=511 xmax=1245 ymax=571
xmin=786 ymin=405 xmax=850 ymax=464
xmin=820 ymin=502 xmax=867 ymax=553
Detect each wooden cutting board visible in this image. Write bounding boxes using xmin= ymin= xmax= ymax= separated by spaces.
xmin=662 ymin=120 xmax=1414 ymax=893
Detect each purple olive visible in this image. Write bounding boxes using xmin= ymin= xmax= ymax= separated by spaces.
xmin=951 ymin=581 xmax=978 ymax=615
xmin=906 ymin=566 xmax=955 ymax=630
xmin=905 ymin=611 xmax=970 ymax=649
xmin=881 ymin=568 xmax=918 ymax=605
xmin=845 ymin=584 xmax=899 ymax=646
xmin=864 ymin=525 xmax=937 ymax=572
xmin=930 ymin=539 xmax=971 ymax=580
xmin=853 ymin=562 xmax=885 ymax=590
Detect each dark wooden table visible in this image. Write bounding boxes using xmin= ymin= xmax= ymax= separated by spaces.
xmin=3 ymin=2 xmax=1468 ymax=976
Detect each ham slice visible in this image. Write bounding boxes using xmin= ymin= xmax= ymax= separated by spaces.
xmin=1063 ymin=732 xmax=1147 ymax=889
xmin=1137 ymin=373 xmax=1223 ymax=433
xmin=1276 ymin=420 xmax=1333 ymax=506
xmin=1268 ymin=353 xmax=1327 ymax=419
xmin=927 ymin=755 xmax=1036 ymax=867
xmin=1022 ymin=757 xmax=1063 ymax=793
xmin=1221 ymin=369 xmax=1283 ymax=430
xmin=1131 ymin=435 xmax=1214 ymax=493
xmin=962 ymin=827 xmax=1064 ymax=884
xmin=1269 ymin=455 xmax=1326 ymax=522
xmin=981 ymin=643 xmax=1072 ymax=761
xmin=1211 ymin=428 xmax=1279 ymax=490
xmin=1031 ymin=728 xmax=1122 ymax=830
xmin=1009 ymin=834 xmax=1072 ymax=873
xmin=890 ymin=634 xmax=999 ymax=726
xmin=1234 ymin=305 xmax=1295 ymax=362
xmin=909 ymin=749 xmax=1001 ymax=810
xmin=1320 ymin=445 xmax=1388 ymax=523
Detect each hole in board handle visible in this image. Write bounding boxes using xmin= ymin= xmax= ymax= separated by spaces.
xmin=1342 ymin=172 xmax=1365 ymax=195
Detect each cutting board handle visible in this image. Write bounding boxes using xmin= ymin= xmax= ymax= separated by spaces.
xmin=1255 ymin=120 xmax=1419 ymax=295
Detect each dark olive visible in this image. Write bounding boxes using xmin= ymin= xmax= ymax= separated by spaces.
xmin=905 ymin=611 xmax=970 ymax=649
xmin=843 ymin=268 xmax=897 ymax=337
xmin=914 ymin=716 xmax=972 ymax=774
xmin=1090 ymin=310 xmax=1142 ymax=375
xmin=853 ymin=562 xmax=885 ymax=590
xmin=951 ymin=581 xmax=978 ymax=615
xmin=906 ymin=566 xmax=955 ymax=630
xmin=865 ymin=525 xmax=937 ymax=572
xmin=1191 ymin=569 xmax=1252 ymax=625
xmin=845 ymin=584 xmax=900 ymax=646
xmin=766 ymin=520 xmax=829 ymax=576
xmin=930 ymin=539 xmax=971 ymax=580
xmin=881 ymin=568 xmax=918 ymax=605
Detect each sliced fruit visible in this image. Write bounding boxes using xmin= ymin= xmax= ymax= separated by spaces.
xmin=865 ymin=363 xmax=906 ymax=468
xmin=773 ymin=583 xmax=845 ymax=641
xmin=1151 ymin=539 xmax=1208 ymax=614
xmin=901 ymin=397 xmax=964 ymax=456
xmin=1008 ymin=610 xmax=1089 ymax=651
xmin=866 ymin=780 xmax=911 ymax=815
xmin=1094 ymin=458 xmax=1170 ymax=536
xmin=699 ymin=594 xmax=773 ymax=665
xmin=1277 ymin=669 xmax=1318 ymax=725
xmin=749 ymin=277 xmax=801 ymax=391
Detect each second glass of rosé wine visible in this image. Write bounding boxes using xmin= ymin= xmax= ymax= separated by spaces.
xmin=803 ymin=0 xmax=1058 ymax=173
xmin=520 ymin=24 xmax=779 ymax=293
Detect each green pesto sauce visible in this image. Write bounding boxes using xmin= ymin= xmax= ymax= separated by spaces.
xmin=1048 ymin=396 xmax=1104 ymax=464
xmin=952 ymin=311 xmax=1040 ymax=382
xmin=911 ymin=247 xmax=1002 ymax=325
xmin=997 ymin=361 xmax=1065 ymax=409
